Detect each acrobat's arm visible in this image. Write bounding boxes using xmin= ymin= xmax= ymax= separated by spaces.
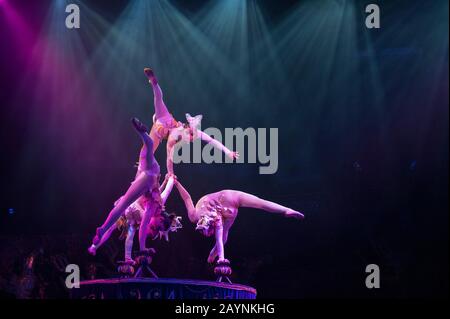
xmin=166 ymin=138 xmax=176 ymax=176
xmin=197 ymin=131 xmax=239 ymax=160
xmin=159 ymin=175 xmax=168 ymax=193
xmin=160 ymin=176 xmax=175 ymax=205
xmin=124 ymin=225 xmax=136 ymax=262
xmin=214 ymin=218 xmax=226 ymax=262
xmin=208 ymin=225 xmax=230 ymax=263
xmin=174 ymin=181 xmax=196 ymax=222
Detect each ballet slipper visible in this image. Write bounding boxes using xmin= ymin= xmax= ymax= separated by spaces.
xmin=144 ymin=68 xmax=158 ymax=85
xmin=131 ymin=117 xmax=150 ymax=134
xmin=87 ymin=245 xmax=97 ymax=256
xmin=92 ymin=227 xmax=103 ymax=246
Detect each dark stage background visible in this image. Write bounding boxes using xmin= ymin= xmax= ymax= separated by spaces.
xmin=0 ymin=0 xmax=448 ymax=298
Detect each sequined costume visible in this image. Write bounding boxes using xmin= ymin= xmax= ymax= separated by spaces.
xmin=174 ymin=181 xmax=304 ymax=264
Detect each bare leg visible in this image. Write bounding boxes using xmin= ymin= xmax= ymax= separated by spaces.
xmin=94 ymin=119 xmax=155 ymax=245
xmin=132 ymin=118 xmax=161 ymax=251
xmin=235 ymin=191 xmax=304 ymax=219
xmin=93 ymin=175 xmax=149 ymax=245
xmin=144 ymin=68 xmax=171 ymax=120
xmin=148 ymin=130 xmax=161 ymax=153
xmin=88 ymin=224 xmax=117 ymax=256
xmin=136 ymin=135 xmax=158 ymax=177
xmin=144 ymin=69 xmax=174 ymax=153
xmin=133 ymin=118 xmax=156 ymax=177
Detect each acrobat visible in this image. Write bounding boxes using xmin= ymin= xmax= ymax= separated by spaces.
xmin=174 ymin=180 xmax=304 ymax=264
xmin=90 ymin=118 xmax=168 ymax=253
xmin=143 ymin=68 xmax=239 ymax=176
xmin=88 ymin=176 xmax=181 ymax=262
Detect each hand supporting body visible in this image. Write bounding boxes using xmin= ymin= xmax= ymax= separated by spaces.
xmin=165 ymin=129 xmax=238 ymax=176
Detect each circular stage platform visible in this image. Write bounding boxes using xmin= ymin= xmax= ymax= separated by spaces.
xmin=70 ymin=278 xmax=257 ymax=299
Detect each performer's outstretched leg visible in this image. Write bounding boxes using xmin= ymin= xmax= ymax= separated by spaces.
xmin=235 ymin=191 xmax=304 ymax=219
xmin=149 ymin=129 xmax=161 ymax=153
xmin=144 ymin=68 xmax=179 ymax=153
xmin=133 ymin=118 xmax=156 ymax=175
xmin=93 ymin=177 xmax=149 ymax=245
xmin=144 ymin=68 xmax=171 ymax=120
xmin=132 ymin=117 xmax=161 ymax=251
xmin=92 ymin=119 xmax=156 ymax=246
xmin=88 ymin=225 xmax=116 ymax=255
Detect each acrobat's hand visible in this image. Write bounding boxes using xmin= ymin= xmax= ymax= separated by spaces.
xmin=124 ymin=258 xmax=136 ymax=266
xmin=229 ymin=151 xmax=239 ymax=160
xmin=207 ymin=249 xmax=217 ymax=264
xmin=217 ymin=258 xmax=230 ymax=264
xmin=165 ymin=172 xmax=177 ymax=181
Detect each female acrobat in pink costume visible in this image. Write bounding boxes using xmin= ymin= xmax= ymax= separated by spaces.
xmin=174 ymin=180 xmax=304 ymax=264
xmin=91 ymin=117 xmax=173 ymax=253
xmin=88 ymin=176 xmax=182 ymax=262
xmin=143 ymin=68 xmax=239 ymax=176
xmin=90 ymin=68 xmax=237 ymax=254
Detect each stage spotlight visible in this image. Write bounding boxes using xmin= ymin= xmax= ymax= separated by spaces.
xmin=8 ymin=208 xmax=15 ymax=215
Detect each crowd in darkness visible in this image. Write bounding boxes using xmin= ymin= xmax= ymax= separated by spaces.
xmin=0 ymin=0 xmax=447 ymax=300
xmin=0 ymin=234 xmax=266 ymax=299
xmin=0 ymin=235 xmax=96 ymax=299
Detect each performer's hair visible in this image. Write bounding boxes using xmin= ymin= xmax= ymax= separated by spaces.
xmin=116 ymin=216 xmax=129 ymax=240
xmin=148 ymin=211 xmax=182 ymax=241
xmin=195 ymin=213 xmax=220 ymax=237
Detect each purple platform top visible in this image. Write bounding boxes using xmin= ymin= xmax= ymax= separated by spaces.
xmin=80 ymin=278 xmax=257 ymax=294
xmin=72 ymin=278 xmax=257 ymax=299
